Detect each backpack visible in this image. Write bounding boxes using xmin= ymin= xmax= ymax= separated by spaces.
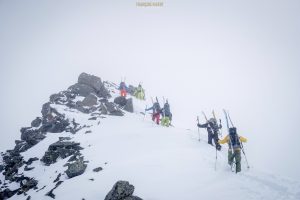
xmin=229 ymin=130 xmax=241 ymax=149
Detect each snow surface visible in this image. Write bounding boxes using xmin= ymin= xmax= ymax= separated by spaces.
xmin=1 ymin=90 xmax=300 ymax=200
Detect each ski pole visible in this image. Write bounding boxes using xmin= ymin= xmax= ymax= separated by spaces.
xmin=240 ymin=141 xmax=250 ymax=169
xmin=197 ymin=116 xmax=200 ymax=141
xmin=215 ymin=145 xmax=218 ymax=171
xmin=143 ymin=106 xmax=147 ymax=121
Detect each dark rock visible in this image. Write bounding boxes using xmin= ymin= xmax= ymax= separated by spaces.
xmin=0 ymin=165 xmax=3 ymax=172
xmin=68 ymin=83 xmax=96 ymax=97
xmin=31 ymin=117 xmax=42 ymax=127
xmin=40 ymin=116 xmax=70 ymax=133
xmin=124 ymin=98 xmax=134 ymax=113
xmin=93 ymin=167 xmax=103 ymax=172
xmin=78 ymin=73 xmax=102 ymax=92
xmin=81 ymin=93 xmax=98 ymax=107
xmin=26 ymin=195 xmax=31 ymax=200
xmin=14 ymin=140 xmax=31 ymax=153
xmin=49 ymin=92 xmax=69 ymax=104
xmin=104 ymin=181 xmax=135 ymax=200
xmin=114 ymin=96 xmax=127 ymax=106
xmin=20 ymin=128 xmax=45 ymax=145
xmin=36 ymin=185 xmax=46 ymax=192
xmin=2 ymin=152 xmax=24 ymax=181
xmin=105 ymin=102 xmax=124 ymax=116
xmin=41 ymin=141 xmax=82 ymax=165
xmin=65 ymin=159 xmax=87 ymax=178
xmin=88 ymin=117 xmax=97 ymax=120
xmin=77 ymin=72 xmax=110 ymax=98
xmin=89 ymin=178 xmax=94 ymax=181
xmin=59 ymin=137 xmax=71 ymax=141
xmin=0 ymin=188 xmax=18 ymax=199
xmin=24 ymin=166 xmax=35 ymax=171
xmin=75 ymin=101 xmax=98 ymax=114
xmin=53 ymin=173 xmax=61 ymax=183
xmin=85 ymin=130 xmax=92 ymax=134
xmin=20 ymin=178 xmax=38 ymax=192
xmin=41 ymin=151 xmax=60 ymax=166
xmin=100 ymin=103 xmax=108 ymax=115
xmin=26 ymin=157 xmax=39 ymax=165
xmin=123 ymin=196 xmax=143 ymax=200
xmin=49 ymin=141 xmax=82 ymax=151
xmin=46 ymin=181 xmax=63 ymax=199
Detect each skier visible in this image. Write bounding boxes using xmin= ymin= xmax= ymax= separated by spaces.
xmin=118 ymin=81 xmax=128 ymax=97
xmin=218 ymin=127 xmax=247 ymax=173
xmin=134 ymin=84 xmax=145 ymax=100
xmin=161 ymin=100 xmax=172 ymax=127
xmin=145 ymin=101 xmax=162 ymax=125
xmin=197 ymin=118 xmax=222 ymax=150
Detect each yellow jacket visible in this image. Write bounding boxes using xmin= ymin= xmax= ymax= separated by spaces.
xmin=219 ymin=134 xmax=247 ymax=150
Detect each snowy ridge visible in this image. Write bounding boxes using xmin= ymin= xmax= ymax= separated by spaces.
xmin=1 ymin=74 xmax=300 ymax=200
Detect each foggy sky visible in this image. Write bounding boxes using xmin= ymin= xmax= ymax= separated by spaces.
xmin=1 ymin=0 xmax=300 ymax=179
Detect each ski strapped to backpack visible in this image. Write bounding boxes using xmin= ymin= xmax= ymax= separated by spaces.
xmin=212 ymin=110 xmax=222 ymax=137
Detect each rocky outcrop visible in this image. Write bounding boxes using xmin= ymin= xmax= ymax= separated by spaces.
xmin=114 ymin=96 xmax=127 ymax=106
xmin=31 ymin=117 xmax=42 ymax=127
xmin=114 ymin=97 xmax=134 ymax=113
xmin=20 ymin=127 xmax=46 ymax=146
xmin=124 ymin=98 xmax=134 ymax=113
xmin=65 ymin=158 xmax=87 ymax=178
xmin=68 ymin=72 xmax=110 ymax=98
xmin=104 ymin=181 xmax=142 ymax=200
xmin=0 ymin=72 xmax=136 ymax=199
xmin=41 ymin=139 xmax=83 ymax=166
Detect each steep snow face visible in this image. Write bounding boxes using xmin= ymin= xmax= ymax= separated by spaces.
xmin=1 ymin=80 xmax=300 ymax=200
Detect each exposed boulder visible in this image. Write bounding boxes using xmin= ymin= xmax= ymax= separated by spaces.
xmin=81 ymin=93 xmax=98 ymax=107
xmin=105 ymin=102 xmax=124 ymax=116
xmin=25 ymin=157 xmax=39 ymax=165
xmin=41 ymin=140 xmax=83 ymax=166
xmin=78 ymin=72 xmax=110 ymax=98
xmin=31 ymin=117 xmax=42 ymax=127
xmin=114 ymin=96 xmax=127 ymax=107
xmin=100 ymin=103 xmax=108 ymax=115
xmin=13 ymin=140 xmax=31 ymax=153
xmin=93 ymin=167 xmax=103 ymax=172
xmin=20 ymin=177 xmax=38 ymax=192
xmin=105 ymin=181 xmax=142 ymax=200
xmin=68 ymin=83 xmax=96 ymax=97
xmin=65 ymin=158 xmax=87 ymax=178
xmin=40 ymin=116 xmax=70 ymax=133
xmin=78 ymin=72 xmax=102 ymax=92
xmin=20 ymin=128 xmax=45 ymax=145
xmin=124 ymin=98 xmax=134 ymax=113
xmin=0 ymin=188 xmax=18 ymax=199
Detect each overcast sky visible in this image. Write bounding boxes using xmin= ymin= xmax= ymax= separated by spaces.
xmin=0 ymin=0 xmax=300 ymax=179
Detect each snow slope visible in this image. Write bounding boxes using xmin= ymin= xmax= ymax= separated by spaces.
xmin=1 ymin=86 xmax=300 ymax=200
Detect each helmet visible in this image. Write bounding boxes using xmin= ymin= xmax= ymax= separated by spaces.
xmin=209 ymin=118 xmax=216 ymax=124
xmin=229 ymin=127 xmax=237 ymax=135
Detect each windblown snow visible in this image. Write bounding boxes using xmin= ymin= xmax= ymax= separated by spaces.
xmin=1 ymin=79 xmax=299 ymax=200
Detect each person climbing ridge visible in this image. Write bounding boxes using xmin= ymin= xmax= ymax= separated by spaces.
xmin=218 ymin=127 xmax=247 ymax=173
xmin=118 ymin=81 xmax=128 ymax=97
xmin=145 ymin=97 xmax=162 ymax=125
xmin=134 ymin=84 xmax=145 ymax=100
xmin=197 ymin=117 xmax=222 ymax=150
xmin=161 ymin=99 xmax=172 ymax=127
